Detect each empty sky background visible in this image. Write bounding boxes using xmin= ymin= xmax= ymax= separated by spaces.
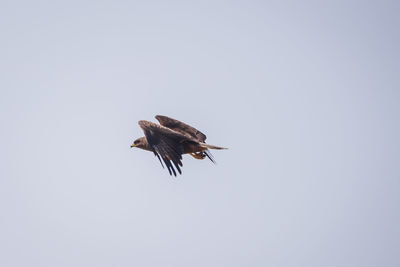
xmin=1 ymin=1 xmax=399 ymax=266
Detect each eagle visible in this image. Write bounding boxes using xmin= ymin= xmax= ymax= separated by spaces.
xmin=131 ymin=115 xmax=227 ymax=176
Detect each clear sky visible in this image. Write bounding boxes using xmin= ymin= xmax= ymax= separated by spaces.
xmin=1 ymin=1 xmax=399 ymax=266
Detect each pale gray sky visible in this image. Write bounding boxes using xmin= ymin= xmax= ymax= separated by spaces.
xmin=1 ymin=1 xmax=399 ymax=266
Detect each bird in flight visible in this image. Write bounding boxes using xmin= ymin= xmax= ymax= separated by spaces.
xmin=131 ymin=115 xmax=227 ymax=176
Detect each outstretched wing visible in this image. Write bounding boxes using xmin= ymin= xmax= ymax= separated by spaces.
xmin=138 ymin=120 xmax=197 ymax=176
xmin=155 ymin=115 xmax=207 ymax=142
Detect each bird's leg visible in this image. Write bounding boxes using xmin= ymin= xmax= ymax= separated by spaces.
xmin=190 ymin=152 xmax=206 ymax=160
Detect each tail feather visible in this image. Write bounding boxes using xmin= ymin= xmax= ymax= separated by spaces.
xmin=200 ymin=143 xmax=227 ymax=150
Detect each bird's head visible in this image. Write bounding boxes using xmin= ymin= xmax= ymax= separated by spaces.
xmin=131 ymin=137 xmax=147 ymax=149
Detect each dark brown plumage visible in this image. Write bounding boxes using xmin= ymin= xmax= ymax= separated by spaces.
xmin=131 ymin=115 xmax=227 ymax=176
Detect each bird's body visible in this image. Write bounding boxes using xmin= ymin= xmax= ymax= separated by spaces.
xmin=131 ymin=115 xmax=227 ymax=176
xmin=133 ymin=136 xmax=209 ymax=154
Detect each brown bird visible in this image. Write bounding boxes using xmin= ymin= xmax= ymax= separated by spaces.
xmin=131 ymin=115 xmax=227 ymax=176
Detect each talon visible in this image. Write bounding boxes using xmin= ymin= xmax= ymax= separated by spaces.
xmin=190 ymin=152 xmax=206 ymax=159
